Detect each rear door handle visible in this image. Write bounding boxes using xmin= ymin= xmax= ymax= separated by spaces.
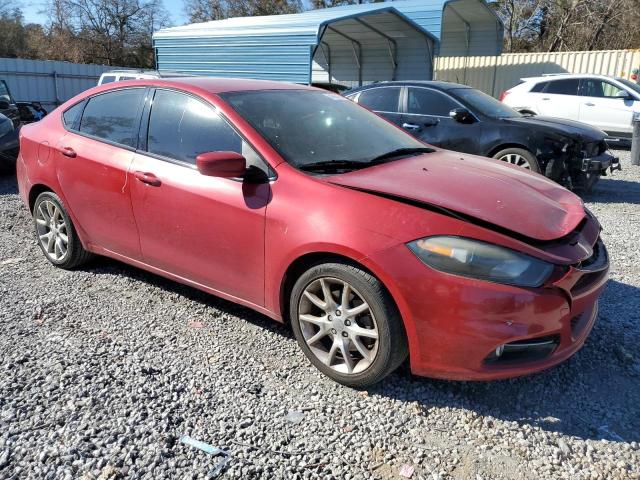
xmin=541 ymin=97 xmax=551 ymax=101
xmin=59 ymin=147 xmax=76 ymax=158
xmin=134 ymin=171 xmax=161 ymax=186
xmin=402 ymin=123 xmax=421 ymax=131
xmin=585 ymin=102 xmax=596 ymax=106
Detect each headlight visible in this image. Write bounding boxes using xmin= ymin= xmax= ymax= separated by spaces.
xmin=407 ymin=236 xmax=554 ymax=287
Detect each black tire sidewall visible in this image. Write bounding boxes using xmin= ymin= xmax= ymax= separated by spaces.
xmin=494 ymin=147 xmax=541 ymax=173
xmin=289 ymin=262 xmax=406 ymax=387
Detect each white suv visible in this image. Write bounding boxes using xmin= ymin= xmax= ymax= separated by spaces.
xmin=501 ymin=74 xmax=640 ymax=146
xmin=97 ymin=70 xmax=160 ymax=85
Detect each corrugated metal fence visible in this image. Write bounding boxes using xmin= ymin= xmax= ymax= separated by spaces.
xmin=435 ymin=49 xmax=640 ymax=97
xmin=0 ymin=58 xmax=116 ymax=111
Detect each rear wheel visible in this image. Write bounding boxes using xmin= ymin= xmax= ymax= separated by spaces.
xmin=493 ymin=147 xmax=541 ymax=173
xmin=290 ymin=262 xmax=407 ymax=387
xmin=33 ymin=192 xmax=93 ymax=269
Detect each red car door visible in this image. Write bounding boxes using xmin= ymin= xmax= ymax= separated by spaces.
xmin=128 ymin=88 xmax=270 ymax=306
xmin=55 ymin=88 xmax=147 ymax=258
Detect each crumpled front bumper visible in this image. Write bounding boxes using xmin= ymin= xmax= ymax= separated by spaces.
xmin=580 ymin=152 xmax=620 ymax=174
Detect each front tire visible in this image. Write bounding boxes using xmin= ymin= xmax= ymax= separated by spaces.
xmin=33 ymin=192 xmax=93 ymax=269
xmin=493 ymin=147 xmax=541 ymax=173
xmin=289 ymin=262 xmax=408 ymax=387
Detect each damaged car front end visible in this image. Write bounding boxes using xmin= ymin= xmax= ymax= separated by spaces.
xmin=536 ymin=132 xmax=620 ymax=191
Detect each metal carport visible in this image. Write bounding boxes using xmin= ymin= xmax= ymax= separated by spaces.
xmin=154 ymin=7 xmax=436 ymax=86
xmin=153 ymin=0 xmax=502 ymax=87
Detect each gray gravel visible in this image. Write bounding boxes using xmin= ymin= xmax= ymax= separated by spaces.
xmin=1 ymin=151 xmax=639 ymax=480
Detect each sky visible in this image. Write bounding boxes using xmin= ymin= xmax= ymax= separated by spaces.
xmin=21 ymin=0 xmax=189 ymax=26
xmin=20 ymin=0 xmax=316 ymax=27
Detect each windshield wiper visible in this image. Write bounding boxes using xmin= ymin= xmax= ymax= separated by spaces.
xmin=299 ymin=160 xmax=369 ymax=172
xmin=299 ymin=147 xmax=434 ymax=173
xmin=368 ymin=147 xmax=434 ymax=164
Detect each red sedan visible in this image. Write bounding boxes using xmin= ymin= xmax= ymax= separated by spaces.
xmin=16 ymin=78 xmax=608 ymax=386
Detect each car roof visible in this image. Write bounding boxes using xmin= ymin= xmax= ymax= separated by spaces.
xmin=93 ymin=77 xmax=318 ymax=95
xmin=346 ymin=80 xmax=471 ymax=94
xmin=520 ymin=73 xmax=621 ymax=82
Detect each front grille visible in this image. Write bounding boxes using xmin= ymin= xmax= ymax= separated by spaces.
xmin=570 ymin=238 xmax=608 ymax=296
xmin=571 ymin=270 xmax=607 ymax=295
xmin=570 ymin=312 xmax=588 ymax=339
xmin=580 ymin=238 xmax=607 ymax=270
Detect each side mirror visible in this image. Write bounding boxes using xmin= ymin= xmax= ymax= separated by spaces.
xmin=449 ymin=108 xmax=475 ymax=124
xmin=616 ymin=90 xmax=632 ymax=100
xmin=0 ymin=100 xmax=10 ymax=110
xmin=196 ymin=151 xmax=246 ymax=178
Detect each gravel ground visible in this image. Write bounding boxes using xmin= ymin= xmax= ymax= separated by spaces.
xmin=1 ymin=151 xmax=639 ymax=480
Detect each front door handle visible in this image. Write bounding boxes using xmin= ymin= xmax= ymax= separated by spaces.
xmin=585 ymin=102 xmax=596 ymax=106
xmin=541 ymin=97 xmax=550 ymax=101
xmin=59 ymin=147 xmax=76 ymax=158
xmin=402 ymin=122 xmax=421 ymax=131
xmin=134 ymin=171 xmax=161 ymax=186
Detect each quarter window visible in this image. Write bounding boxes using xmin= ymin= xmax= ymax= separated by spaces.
xmin=62 ymin=101 xmax=84 ymax=129
xmin=407 ymin=88 xmax=458 ymax=116
xmin=79 ymin=89 xmax=145 ymax=147
xmin=357 ymin=87 xmax=401 ymax=112
xmin=530 ymin=81 xmax=548 ymax=93
xmin=147 ymin=89 xmax=250 ymax=166
xmin=100 ymin=75 xmax=116 ymax=84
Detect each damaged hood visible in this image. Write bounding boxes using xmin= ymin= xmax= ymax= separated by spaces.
xmin=504 ymin=116 xmax=608 ymax=142
xmin=326 ymin=150 xmax=586 ymax=242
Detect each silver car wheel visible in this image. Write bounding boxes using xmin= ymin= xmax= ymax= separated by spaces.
xmin=499 ymin=153 xmax=532 ymax=169
xmin=298 ymin=277 xmax=379 ymax=375
xmin=35 ymin=200 xmax=69 ymax=261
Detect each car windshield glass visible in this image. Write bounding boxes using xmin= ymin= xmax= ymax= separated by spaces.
xmin=616 ymin=78 xmax=640 ymax=97
xmin=220 ymin=90 xmax=427 ymax=171
xmin=450 ymin=88 xmax=521 ymax=119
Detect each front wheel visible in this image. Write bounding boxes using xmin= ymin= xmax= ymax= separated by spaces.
xmin=493 ymin=147 xmax=541 ymax=173
xmin=290 ymin=262 xmax=408 ymax=387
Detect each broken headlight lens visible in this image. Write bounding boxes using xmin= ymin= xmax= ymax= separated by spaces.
xmin=407 ymin=236 xmax=554 ymax=287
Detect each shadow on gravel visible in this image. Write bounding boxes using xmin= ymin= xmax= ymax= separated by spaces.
xmin=0 ymin=174 xmax=18 ymax=195
xmin=78 ymin=256 xmax=293 ymax=338
xmin=585 ymin=178 xmax=640 ymax=204
xmin=373 ymin=280 xmax=640 ymax=444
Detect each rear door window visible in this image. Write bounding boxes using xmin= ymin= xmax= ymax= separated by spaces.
xmin=357 ymin=87 xmax=401 ymax=113
xmin=406 ymin=87 xmax=459 ymax=116
xmin=146 ymin=89 xmax=265 ymax=171
xmin=544 ymin=79 xmax=579 ymax=96
xmin=79 ymin=88 xmax=145 ymax=148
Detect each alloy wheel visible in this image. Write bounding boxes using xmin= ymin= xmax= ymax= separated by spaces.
xmin=298 ymin=277 xmax=379 ymax=375
xmin=499 ymin=153 xmax=532 ymax=169
xmin=35 ymin=200 xmax=69 ymax=261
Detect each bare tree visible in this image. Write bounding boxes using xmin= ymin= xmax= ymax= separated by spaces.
xmin=184 ymin=0 xmax=301 ymax=23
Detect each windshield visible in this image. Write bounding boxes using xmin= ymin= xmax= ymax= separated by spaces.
xmin=220 ymin=90 xmax=426 ymax=170
xmin=450 ymin=88 xmax=521 ymax=119
xmin=616 ymin=78 xmax=640 ymax=98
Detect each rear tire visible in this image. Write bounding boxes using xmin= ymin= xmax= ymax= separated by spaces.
xmin=493 ymin=147 xmax=541 ymax=173
xmin=33 ymin=192 xmax=93 ymax=269
xmin=289 ymin=262 xmax=408 ymax=387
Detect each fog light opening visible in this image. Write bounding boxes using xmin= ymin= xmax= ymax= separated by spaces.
xmin=484 ymin=335 xmax=560 ymax=365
